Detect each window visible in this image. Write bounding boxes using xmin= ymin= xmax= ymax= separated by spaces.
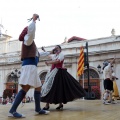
xmin=79 ymin=69 xmax=99 ymax=80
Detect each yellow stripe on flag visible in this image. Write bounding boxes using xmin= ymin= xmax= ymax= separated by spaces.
xmin=77 ymin=46 xmax=84 ymax=76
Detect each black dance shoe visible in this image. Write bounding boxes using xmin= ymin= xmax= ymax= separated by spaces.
xmin=43 ymin=106 xmax=50 ymax=110
xmin=56 ymin=104 xmax=63 ymax=110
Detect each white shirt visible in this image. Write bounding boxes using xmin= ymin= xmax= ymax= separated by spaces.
xmin=103 ymin=63 xmax=112 ymax=80
xmin=23 ymin=21 xmax=40 ymax=57
xmin=24 ymin=21 xmax=36 ymax=46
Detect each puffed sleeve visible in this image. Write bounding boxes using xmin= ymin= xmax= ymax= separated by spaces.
xmin=57 ymin=52 xmax=64 ymax=61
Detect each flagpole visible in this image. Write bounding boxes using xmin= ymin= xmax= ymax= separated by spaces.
xmin=86 ymin=42 xmax=91 ymax=99
xmin=77 ymin=45 xmax=85 ymax=100
xmin=86 ymin=42 xmax=95 ymax=100
xmin=82 ymin=74 xmax=84 ymax=89
xmin=82 ymin=73 xmax=85 ymax=100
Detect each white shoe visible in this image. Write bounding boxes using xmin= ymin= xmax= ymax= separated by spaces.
xmin=111 ymin=101 xmax=117 ymax=104
xmin=8 ymin=113 xmax=14 ymax=117
xmin=35 ymin=110 xmax=50 ymax=115
xmin=103 ymin=101 xmax=110 ymax=105
xmin=108 ymin=100 xmax=117 ymax=104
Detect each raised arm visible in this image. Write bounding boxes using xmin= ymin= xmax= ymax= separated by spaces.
xmin=39 ymin=47 xmax=53 ymax=58
xmin=24 ymin=22 xmax=35 ymax=46
xmin=45 ymin=53 xmax=64 ymax=66
xmin=110 ymin=58 xmax=115 ymax=65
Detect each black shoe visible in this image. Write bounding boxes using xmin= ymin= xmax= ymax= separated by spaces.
xmin=43 ymin=106 xmax=50 ymax=110
xmin=56 ymin=105 xmax=63 ymax=110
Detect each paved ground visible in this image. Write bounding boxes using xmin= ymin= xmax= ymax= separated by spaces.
xmin=0 ymin=99 xmax=120 ymax=120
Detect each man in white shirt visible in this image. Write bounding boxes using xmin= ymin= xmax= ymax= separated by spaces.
xmin=8 ymin=14 xmax=50 ymax=118
xmin=103 ymin=58 xmax=116 ymax=105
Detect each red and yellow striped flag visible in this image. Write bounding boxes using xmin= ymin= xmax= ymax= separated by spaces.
xmin=77 ymin=46 xmax=84 ymax=76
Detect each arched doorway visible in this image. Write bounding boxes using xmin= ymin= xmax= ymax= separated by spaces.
xmin=5 ymin=75 xmax=18 ymax=95
xmin=39 ymin=72 xmax=47 ymax=84
xmin=79 ymin=68 xmax=100 ymax=99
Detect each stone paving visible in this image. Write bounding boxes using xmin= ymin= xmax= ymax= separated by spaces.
xmin=0 ymin=99 xmax=120 ymax=120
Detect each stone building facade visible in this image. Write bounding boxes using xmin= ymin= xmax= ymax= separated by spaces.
xmin=0 ymin=34 xmax=120 ymax=99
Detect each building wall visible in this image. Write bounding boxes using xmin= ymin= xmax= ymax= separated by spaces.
xmin=0 ymin=35 xmax=120 ymax=98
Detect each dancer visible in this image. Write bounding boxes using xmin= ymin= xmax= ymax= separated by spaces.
xmin=8 ymin=14 xmax=49 ymax=118
xmin=102 ymin=58 xmax=116 ymax=105
xmin=41 ymin=45 xmax=86 ymax=110
xmin=111 ymin=69 xmax=119 ymax=101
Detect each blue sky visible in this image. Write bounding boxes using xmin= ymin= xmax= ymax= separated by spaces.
xmin=0 ymin=0 xmax=120 ymax=47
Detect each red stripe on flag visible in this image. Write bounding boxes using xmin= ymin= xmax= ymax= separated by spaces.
xmin=77 ymin=46 xmax=84 ymax=76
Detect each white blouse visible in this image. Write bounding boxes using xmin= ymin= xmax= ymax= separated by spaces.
xmin=52 ymin=52 xmax=64 ymax=61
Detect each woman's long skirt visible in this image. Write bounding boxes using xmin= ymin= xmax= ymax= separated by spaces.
xmin=41 ymin=68 xmax=86 ymax=104
xmin=113 ymin=81 xmax=119 ymax=97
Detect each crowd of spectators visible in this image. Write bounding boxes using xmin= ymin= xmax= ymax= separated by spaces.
xmin=0 ymin=95 xmax=34 ymax=105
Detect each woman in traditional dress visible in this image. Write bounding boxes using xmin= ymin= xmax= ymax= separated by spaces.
xmin=41 ymin=45 xmax=86 ymax=110
xmin=112 ymin=70 xmax=119 ymax=101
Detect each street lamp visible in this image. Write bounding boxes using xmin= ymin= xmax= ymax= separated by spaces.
xmin=11 ymin=69 xmax=21 ymax=94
